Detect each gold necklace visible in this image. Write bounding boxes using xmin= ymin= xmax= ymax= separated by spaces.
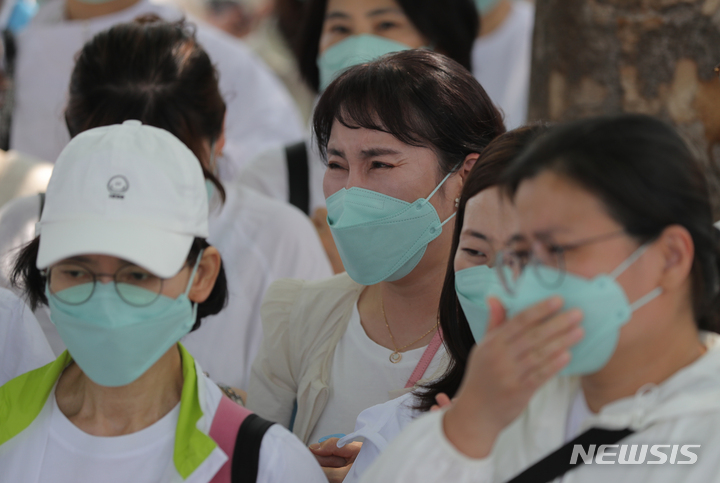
xmin=381 ymin=295 xmax=439 ymax=363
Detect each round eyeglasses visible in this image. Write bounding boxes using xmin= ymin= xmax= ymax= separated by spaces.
xmin=495 ymin=230 xmax=626 ymax=295
xmin=46 ymin=263 xmax=164 ymax=306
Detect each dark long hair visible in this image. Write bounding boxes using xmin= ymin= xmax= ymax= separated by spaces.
xmin=313 ymin=49 xmax=505 ymax=180
xmin=295 ymin=0 xmax=478 ymax=92
xmin=65 ymin=15 xmax=226 ymax=201
xmin=415 ymin=125 xmax=548 ymax=412
xmin=11 ymin=237 xmax=227 ymax=331
xmin=502 ymin=114 xmax=720 ymax=333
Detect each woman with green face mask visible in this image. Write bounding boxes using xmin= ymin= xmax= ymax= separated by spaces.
xmin=246 ymin=49 xmax=505 ymax=458
xmin=0 ymin=122 xmax=326 ymax=483
xmin=238 ymin=0 xmax=479 ymax=265
xmin=363 ymin=114 xmax=720 ymax=483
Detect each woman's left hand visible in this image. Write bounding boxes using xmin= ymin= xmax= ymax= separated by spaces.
xmin=308 ymin=437 xmax=362 ymax=483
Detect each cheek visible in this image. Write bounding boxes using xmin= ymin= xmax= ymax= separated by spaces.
xmin=323 ymin=170 xmax=344 ymax=199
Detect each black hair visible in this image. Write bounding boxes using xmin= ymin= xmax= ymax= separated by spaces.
xmin=65 ymin=15 xmax=226 ymax=202
xmin=10 ymin=237 xmax=228 ymax=331
xmin=313 ymin=49 xmax=505 ymax=180
xmin=502 ymin=114 xmax=720 ymax=333
xmin=295 ymin=0 xmax=479 ymax=92
xmin=414 ymin=125 xmax=549 ymax=412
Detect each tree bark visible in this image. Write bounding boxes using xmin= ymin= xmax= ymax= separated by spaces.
xmin=529 ymin=0 xmax=720 ymax=211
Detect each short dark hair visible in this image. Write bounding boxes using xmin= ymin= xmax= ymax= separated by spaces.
xmin=295 ymin=0 xmax=479 ymax=92
xmin=502 ymin=114 xmax=720 ymax=333
xmin=414 ymin=125 xmax=549 ymax=412
xmin=313 ymin=49 xmax=505 ymax=180
xmin=10 ymin=237 xmax=228 ymax=331
xmin=65 ymin=15 xmax=226 ymax=201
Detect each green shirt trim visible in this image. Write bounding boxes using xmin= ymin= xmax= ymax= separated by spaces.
xmin=0 ymin=343 xmax=218 ymax=479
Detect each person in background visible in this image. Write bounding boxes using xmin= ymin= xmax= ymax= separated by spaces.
xmin=362 ymin=114 xmax=720 ymax=483
xmin=0 ymin=286 xmax=54 ymax=386
xmin=0 ymin=122 xmax=325 ymax=483
xmin=310 ymin=126 xmax=546 ymax=483
xmin=238 ymin=0 xmax=479 ymax=269
xmin=473 ymin=0 xmax=535 ymax=130
xmin=0 ymin=17 xmax=332 ymax=388
xmin=246 ymin=50 xmax=505 ymax=456
xmin=10 ymin=0 xmax=303 ymax=182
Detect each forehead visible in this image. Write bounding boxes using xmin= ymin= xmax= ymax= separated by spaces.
xmin=513 ymin=171 xmax=611 ymax=236
xmin=328 ymin=119 xmax=427 ymax=153
xmin=463 ymin=187 xmax=519 ymax=244
xmin=326 ymin=0 xmax=403 ymax=16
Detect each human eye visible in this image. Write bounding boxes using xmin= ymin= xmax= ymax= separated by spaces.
xmin=370 ymin=161 xmax=393 ymax=169
xmin=327 ymin=161 xmax=348 ymax=170
xmin=376 ymin=20 xmax=399 ymax=32
xmin=329 ymin=24 xmax=351 ymax=35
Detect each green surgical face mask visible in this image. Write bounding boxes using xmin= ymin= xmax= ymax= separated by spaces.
xmin=326 ymin=169 xmax=457 ymax=286
xmin=317 ymin=34 xmax=412 ymax=91
xmin=475 ymin=0 xmax=502 ymax=14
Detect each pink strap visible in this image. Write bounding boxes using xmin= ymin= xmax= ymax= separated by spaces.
xmin=405 ymin=329 xmax=444 ymax=389
xmin=208 ymin=395 xmax=254 ymax=483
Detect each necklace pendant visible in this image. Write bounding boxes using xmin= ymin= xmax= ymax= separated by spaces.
xmin=390 ymin=351 xmax=402 ymax=363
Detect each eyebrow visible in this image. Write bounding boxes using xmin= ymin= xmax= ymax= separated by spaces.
xmin=325 ymin=11 xmax=351 ymax=20
xmin=360 ymin=148 xmax=400 ymax=159
xmin=367 ymin=7 xmax=403 ymax=17
xmin=327 ymin=148 xmax=345 ymax=159
xmin=506 ymin=233 xmax=527 ymax=244
xmin=461 ymin=229 xmax=489 ymax=242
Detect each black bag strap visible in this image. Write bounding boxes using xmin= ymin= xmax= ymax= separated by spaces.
xmin=284 ymin=141 xmax=310 ymax=215
xmin=231 ymin=413 xmax=276 ymax=483
xmin=506 ymin=427 xmax=634 ymax=483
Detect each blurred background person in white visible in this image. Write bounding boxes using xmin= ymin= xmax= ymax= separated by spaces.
xmin=10 ymin=0 xmax=304 ymax=182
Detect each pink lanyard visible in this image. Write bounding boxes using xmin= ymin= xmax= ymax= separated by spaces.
xmin=404 ymin=329 xmax=444 ymax=389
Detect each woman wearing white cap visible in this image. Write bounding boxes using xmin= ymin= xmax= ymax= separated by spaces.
xmin=0 ymin=122 xmax=325 ymax=483
xmin=0 ymin=16 xmax=332 ymax=389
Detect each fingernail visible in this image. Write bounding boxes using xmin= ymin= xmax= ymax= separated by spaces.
xmin=548 ymin=296 xmax=563 ymax=310
xmin=309 ymin=443 xmax=320 ymax=450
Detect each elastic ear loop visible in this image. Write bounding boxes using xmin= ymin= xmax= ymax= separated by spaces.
xmin=610 ymin=243 xmax=662 ymax=311
xmin=425 ymin=164 xmax=462 ymax=226
xmin=185 ymin=249 xmax=205 ymax=318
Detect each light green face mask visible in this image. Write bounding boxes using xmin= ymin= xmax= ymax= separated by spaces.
xmin=326 ymin=169 xmax=458 ymax=286
xmin=317 ymin=34 xmax=412 ymax=91
xmin=475 ymin=0 xmax=503 ymax=14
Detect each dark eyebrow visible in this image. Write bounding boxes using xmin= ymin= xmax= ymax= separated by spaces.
xmin=507 ymin=233 xmax=526 ymax=244
xmin=325 ymin=11 xmax=351 ymax=20
xmin=461 ymin=229 xmax=489 ymax=242
xmin=367 ymin=7 xmax=403 ymax=17
xmin=360 ymin=148 xmax=400 ymax=159
xmin=327 ymin=148 xmax=345 ymax=158
xmin=65 ymin=256 xmax=95 ymax=264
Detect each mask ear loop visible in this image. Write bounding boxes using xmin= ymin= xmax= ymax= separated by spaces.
xmin=184 ymin=249 xmax=205 ymax=320
xmin=426 ymin=163 xmax=462 ymax=226
xmin=610 ymin=243 xmax=663 ymax=312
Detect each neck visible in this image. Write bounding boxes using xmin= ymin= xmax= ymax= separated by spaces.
xmin=55 ymin=345 xmax=184 ymax=436
xmin=479 ymin=0 xmax=512 ymax=37
xmin=581 ymin=312 xmax=704 ymax=413
xmin=65 ymin=0 xmax=141 ymax=21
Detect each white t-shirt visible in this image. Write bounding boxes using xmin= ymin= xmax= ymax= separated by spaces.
xmin=308 ymin=303 xmax=445 ymax=444
xmin=0 ymin=287 xmax=54 ymax=386
xmin=11 ymin=0 xmax=303 ymax=181
xmin=0 ymin=186 xmax=332 ymax=389
xmin=472 ymin=0 xmax=535 ymax=130
xmin=239 ymin=139 xmax=328 ymax=214
xmin=564 ymin=389 xmax=592 ymax=442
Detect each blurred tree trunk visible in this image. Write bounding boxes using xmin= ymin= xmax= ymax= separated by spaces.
xmin=529 ymin=0 xmax=720 ymax=211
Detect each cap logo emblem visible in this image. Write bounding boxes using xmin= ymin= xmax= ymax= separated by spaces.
xmin=107 ymin=175 xmax=129 ymax=199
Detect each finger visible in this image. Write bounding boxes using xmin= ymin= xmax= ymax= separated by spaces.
xmin=309 ymin=437 xmax=342 ymax=456
xmin=502 ymin=296 xmax=565 ymax=340
xmin=511 ymin=309 xmax=583 ymax=360
xmin=486 ymin=297 xmax=506 ymax=332
xmin=519 ymin=349 xmax=571 ymax=389
xmin=435 ymin=392 xmax=452 ymax=409
xmin=315 ymin=455 xmax=349 ymax=467
xmin=517 ymin=323 xmax=583 ymax=370
xmin=323 ymin=464 xmax=354 ymax=483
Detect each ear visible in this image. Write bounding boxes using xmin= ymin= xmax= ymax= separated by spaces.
xmin=188 ymin=246 xmax=222 ymax=304
xmin=657 ymin=225 xmax=694 ymax=292
xmin=458 ymin=153 xmax=480 ymax=184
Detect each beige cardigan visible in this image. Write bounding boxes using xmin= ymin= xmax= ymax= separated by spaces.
xmin=246 ymin=272 xmax=449 ymax=444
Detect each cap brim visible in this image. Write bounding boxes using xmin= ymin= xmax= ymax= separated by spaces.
xmin=37 ymin=219 xmax=195 ymax=278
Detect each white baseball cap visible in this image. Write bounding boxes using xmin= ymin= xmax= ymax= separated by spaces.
xmin=36 ymin=120 xmax=209 ymax=278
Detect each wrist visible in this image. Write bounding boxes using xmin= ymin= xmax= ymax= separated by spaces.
xmin=442 ymin=400 xmax=501 ymax=459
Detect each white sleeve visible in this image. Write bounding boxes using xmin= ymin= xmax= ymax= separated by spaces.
xmin=0 ymin=288 xmax=54 ymax=386
xmin=359 ymin=410 xmax=494 ymax=483
xmin=256 ymin=424 xmax=326 ymax=483
xmin=238 ymin=145 xmax=290 ymax=203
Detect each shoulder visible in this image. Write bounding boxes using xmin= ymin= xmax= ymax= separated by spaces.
xmin=264 ymin=272 xmax=363 ymax=312
xmin=257 ymin=424 xmax=326 ymax=483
